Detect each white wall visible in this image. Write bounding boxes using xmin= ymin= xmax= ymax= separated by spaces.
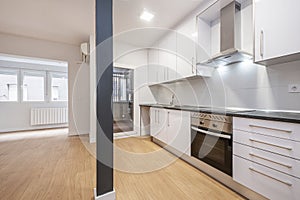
xmin=0 ymin=57 xmax=68 ymax=132
xmin=0 ymin=33 xmax=90 ymax=135
xmin=151 ymin=60 xmax=300 ymax=111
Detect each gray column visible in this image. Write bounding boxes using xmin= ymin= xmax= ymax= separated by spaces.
xmin=96 ymin=0 xmax=113 ymax=196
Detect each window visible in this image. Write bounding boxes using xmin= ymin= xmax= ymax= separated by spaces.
xmin=0 ymin=69 xmax=18 ymax=102
xmin=50 ymin=73 xmax=68 ymax=101
xmin=113 ymin=73 xmax=128 ymax=102
xmin=22 ymin=71 xmax=45 ymax=101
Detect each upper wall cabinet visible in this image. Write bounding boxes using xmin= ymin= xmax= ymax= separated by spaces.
xmin=254 ymin=0 xmax=300 ymax=65
xmin=176 ymin=13 xmax=198 ymax=78
xmin=159 ymin=31 xmax=177 ymax=81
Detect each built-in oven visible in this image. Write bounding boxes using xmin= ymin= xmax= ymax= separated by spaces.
xmin=191 ymin=112 xmax=233 ymax=176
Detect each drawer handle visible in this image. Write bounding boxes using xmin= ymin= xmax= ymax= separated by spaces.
xmin=249 ymin=153 xmax=292 ymax=168
xmin=249 ymin=167 xmax=292 ymax=186
xmin=249 ymin=138 xmax=293 ymax=151
xmin=249 ymin=124 xmax=292 ymax=133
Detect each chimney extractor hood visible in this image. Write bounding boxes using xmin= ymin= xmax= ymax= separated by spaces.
xmin=199 ymin=1 xmax=252 ymax=67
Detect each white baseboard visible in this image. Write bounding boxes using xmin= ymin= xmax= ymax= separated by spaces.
xmin=89 ymin=131 xmax=137 ymax=143
xmin=114 ymin=131 xmax=138 ymax=139
xmin=89 ymin=136 xmax=96 ymax=143
xmin=94 ymin=188 xmax=116 ymax=200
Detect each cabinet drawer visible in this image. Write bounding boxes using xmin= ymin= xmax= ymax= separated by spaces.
xmin=234 ymin=142 xmax=300 ymax=178
xmin=234 ymin=130 xmax=300 ymax=160
xmin=233 ymin=156 xmax=300 ymax=200
xmin=233 ymin=117 xmax=300 ymax=142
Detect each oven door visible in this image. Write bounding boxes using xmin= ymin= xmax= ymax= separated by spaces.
xmin=191 ymin=126 xmax=232 ymax=176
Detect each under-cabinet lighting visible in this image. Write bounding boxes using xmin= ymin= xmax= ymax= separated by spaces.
xmin=140 ymin=10 xmax=154 ymax=22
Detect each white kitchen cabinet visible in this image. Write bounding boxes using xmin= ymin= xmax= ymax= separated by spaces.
xmin=234 ymin=156 xmax=300 ymax=200
xmin=158 ymin=50 xmax=177 ymax=81
xmin=234 ymin=117 xmax=300 ymax=142
xmin=254 ymin=0 xmax=300 ymax=65
xmin=234 ymin=142 xmax=300 ymax=179
xmin=148 ymin=49 xmax=164 ymax=84
xmin=150 ymin=107 xmax=168 ymax=143
xmin=158 ymin=32 xmax=177 ymax=82
xmin=176 ymin=13 xmax=197 ymax=78
xmin=167 ymin=109 xmax=191 ymax=156
xmin=233 ymin=117 xmax=300 ymax=199
xmin=150 ymin=108 xmax=191 ymax=155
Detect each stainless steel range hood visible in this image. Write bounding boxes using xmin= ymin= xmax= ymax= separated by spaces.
xmin=200 ymin=1 xmax=252 ymax=67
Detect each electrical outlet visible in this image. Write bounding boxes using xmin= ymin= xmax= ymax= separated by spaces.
xmin=288 ymin=84 xmax=300 ymax=93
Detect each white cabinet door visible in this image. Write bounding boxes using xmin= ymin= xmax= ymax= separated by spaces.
xmin=150 ymin=108 xmax=168 ymax=143
xmin=254 ymin=0 xmax=300 ymax=63
xmin=148 ymin=49 xmax=164 ymax=84
xmin=159 ymin=32 xmax=177 ymax=82
xmin=167 ymin=110 xmax=191 ymax=156
xmin=176 ymin=14 xmax=197 ymax=78
xmin=134 ymin=63 xmax=148 ymax=89
xmin=150 ymin=108 xmax=159 ymax=137
xmin=156 ymin=108 xmax=168 ymax=143
xmin=159 ymin=50 xmax=176 ymax=81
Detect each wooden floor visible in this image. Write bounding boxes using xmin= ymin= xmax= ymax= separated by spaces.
xmin=0 ymin=129 xmax=244 ymax=200
xmin=114 ymin=137 xmax=244 ymax=200
xmin=0 ymin=129 xmax=96 ymax=200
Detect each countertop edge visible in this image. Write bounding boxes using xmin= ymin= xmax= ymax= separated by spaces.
xmin=140 ymin=104 xmax=300 ymax=124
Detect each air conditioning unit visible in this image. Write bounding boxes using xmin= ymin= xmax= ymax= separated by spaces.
xmin=80 ymin=43 xmax=90 ymax=63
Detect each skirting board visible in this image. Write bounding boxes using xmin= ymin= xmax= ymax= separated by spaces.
xmin=114 ymin=131 xmax=138 ymax=139
xmin=90 ymin=131 xmax=138 ymax=143
xmin=90 ymin=137 xmax=96 ymax=143
xmin=94 ymin=188 xmax=116 ymax=200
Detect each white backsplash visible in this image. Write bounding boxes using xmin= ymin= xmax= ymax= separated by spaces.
xmin=150 ymin=60 xmax=300 ymax=111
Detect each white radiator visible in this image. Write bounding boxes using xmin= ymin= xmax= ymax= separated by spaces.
xmin=30 ymin=108 xmax=68 ymax=126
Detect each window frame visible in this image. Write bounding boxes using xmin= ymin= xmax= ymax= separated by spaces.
xmin=48 ymin=72 xmax=68 ymax=102
xmin=0 ymin=67 xmax=19 ymax=102
xmin=21 ymin=69 xmax=47 ymax=102
xmin=113 ymin=71 xmax=129 ymax=103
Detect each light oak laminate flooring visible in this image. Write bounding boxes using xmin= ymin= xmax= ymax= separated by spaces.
xmin=0 ymin=129 xmax=244 ymax=200
xmin=114 ymin=137 xmax=245 ymax=200
xmin=0 ymin=129 xmax=96 ymax=200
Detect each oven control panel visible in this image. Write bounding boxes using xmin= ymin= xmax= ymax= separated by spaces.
xmin=191 ymin=112 xmax=233 ymax=134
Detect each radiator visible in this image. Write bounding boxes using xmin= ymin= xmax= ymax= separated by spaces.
xmin=30 ymin=108 xmax=68 ymax=126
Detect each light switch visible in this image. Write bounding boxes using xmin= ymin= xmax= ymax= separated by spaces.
xmin=288 ymin=84 xmax=300 ymax=93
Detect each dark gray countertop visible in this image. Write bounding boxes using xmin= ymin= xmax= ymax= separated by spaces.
xmin=140 ymin=104 xmax=300 ymax=124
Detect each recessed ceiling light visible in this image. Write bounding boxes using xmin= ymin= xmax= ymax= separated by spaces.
xmin=140 ymin=10 xmax=154 ymax=22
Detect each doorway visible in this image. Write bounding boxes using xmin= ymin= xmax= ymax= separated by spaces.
xmin=113 ymin=67 xmax=134 ymax=134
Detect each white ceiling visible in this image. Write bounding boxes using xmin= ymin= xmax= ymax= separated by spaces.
xmin=114 ymin=0 xmax=204 ymax=46
xmin=0 ymin=0 xmax=204 ymax=46
xmin=0 ymin=0 xmax=94 ymax=46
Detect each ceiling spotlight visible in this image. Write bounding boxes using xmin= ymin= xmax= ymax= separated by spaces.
xmin=140 ymin=10 xmax=154 ymax=22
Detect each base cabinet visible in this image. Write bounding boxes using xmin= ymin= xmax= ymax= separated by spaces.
xmin=167 ymin=110 xmax=191 ymax=156
xmin=150 ymin=107 xmax=168 ymax=143
xmin=150 ymin=108 xmax=191 ymax=156
xmin=233 ymin=117 xmax=300 ymax=200
xmin=234 ymin=156 xmax=300 ymax=200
